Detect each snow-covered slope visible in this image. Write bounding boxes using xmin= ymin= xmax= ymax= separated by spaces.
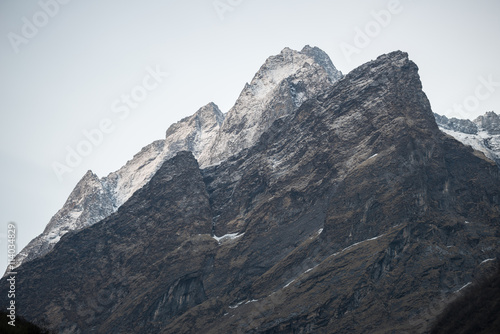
xmin=10 ymin=45 xmax=342 ymax=272
xmin=434 ymin=111 xmax=500 ymax=166
xmin=198 ymin=45 xmax=342 ymax=166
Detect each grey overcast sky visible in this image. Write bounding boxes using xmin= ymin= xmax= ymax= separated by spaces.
xmin=1 ymin=0 xmax=499 ymax=270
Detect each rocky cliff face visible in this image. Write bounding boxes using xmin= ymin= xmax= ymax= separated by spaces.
xmin=2 ymin=50 xmax=499 ymax=333
xmin=9 ymin=46 xmax=341 ymax=272
xmin=434 ymin=111 xmax=500 ymax=166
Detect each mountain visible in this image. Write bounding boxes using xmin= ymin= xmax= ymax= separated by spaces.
xmin=8 ymin=46 xmax=341 ymax=273
xmin=434 ymin=111 xmax=500 ymax=166
xmin=2 ymin=50 xmax=499 ymax=333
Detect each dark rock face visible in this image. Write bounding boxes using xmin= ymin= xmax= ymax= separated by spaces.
xmin=2 ymin=51 xmax=500 ymax=334
xmin=430 ymin=264 xmax=500 ymax=334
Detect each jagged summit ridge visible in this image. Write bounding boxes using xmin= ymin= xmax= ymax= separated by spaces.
xmin=197 ymin=45 xmax=342 ymax=166
xmin=434 ymin=111 xmax=500 ymax=166
xmin=300 ymin=45 xmax=341 ymax=82
xmin=165 ymin=102 xmax=224 ymax=158
xmin=476 ymin=111 xmax=500 ymax=135
xmin=10 ymin=46 xmax=341 ymax=271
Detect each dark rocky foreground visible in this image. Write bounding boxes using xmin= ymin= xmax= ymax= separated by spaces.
xmin=0 ymin=311 xmax=52 ymax=333
xmin=430 ymin=265 xmax=500 ymax=334
xmin=1 ymin=51 xmax=499 ymax=333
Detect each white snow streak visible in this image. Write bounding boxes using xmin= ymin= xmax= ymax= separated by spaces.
xmin=455 ymin=282 xmax=472 ymax=293
xmin=228 ymin=301 xmax=245 ymax=309
xmin=245 ymin=299 xmax=259 ymax=304
xmin=333 ymin=234 xmax=385 ymax=256
xmin=480 ymin=258 xmax=495 ymax=265
xmin=283 ymin=279 xmax=296 ymax=289
xmin=213 ymin=232 xmax=245 ymax=243
xmin=304 ymin=265 xmax=319 ymax=274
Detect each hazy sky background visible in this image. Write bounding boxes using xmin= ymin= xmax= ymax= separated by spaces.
xmin=1 ymin=0 xmax=499 ymax=270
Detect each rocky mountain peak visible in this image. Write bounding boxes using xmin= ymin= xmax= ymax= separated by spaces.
xmin=251 ymin=46 xmax=342 ymax=100
xmin=475 ymin=110 xmax=500 ymax=135
xmin=62 ymin=170 xmax=105 ymax=204
xmin=166 ymin=102 xmax=224 ymax=138
xmin=199 ymin=102 xmax=225 ymax=124
xmin=198 ymin=46 xmax=343 ymax=167
xmin=41 ymin=168 xmax=114 ymax=237
xmin=163 ymin=102 xmax=224 ymax=160
xmin=5 ymin=167 xmax=116 ymax=276
xmin=434 ymin=110 xmax=500 ymax=166
xmin=193 ymin=102 xmax=225 ymax=133
xmin=300 ymin=44 xmax=342 ymax=82
xmin=433 ymin=113 xmax=478 ymax=134
xmin=82 ymin=169 xmax=97 ymax=180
